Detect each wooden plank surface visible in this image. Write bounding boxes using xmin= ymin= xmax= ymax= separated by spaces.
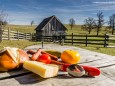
xmin=0 ymin=44 xmax=115 ymax=86
xmin=0 ymin=70 xmax=115 ymax=86
xmin=0 ymin=69 xmax=31 ymax=80
xmin=0 ymin=60 xmax=115 ymax=86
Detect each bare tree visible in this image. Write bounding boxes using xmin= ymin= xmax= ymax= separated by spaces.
xmin=109 ymin=16 xmax=113 ymax=28
xmin=105 ymin=16 xmax=113 ymax=31
xmin=109 ymin=14 xmax=115 ymax=35
xmin=82 ymin=17 xmax=96 ymax=34
xmin=69 ymin=18 xmax=75 ymax=30
xmin=0 ymin=10 xmax=8 ymax=42
xmin=0 ymin=10 xmax=8 ymax=26
xmin=31 ymin=20 xmax=34 ymax=26
xmin=95 ymin=12 xmax=104 ymax=36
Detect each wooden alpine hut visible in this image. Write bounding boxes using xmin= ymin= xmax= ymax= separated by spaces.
xmin=35 ymin=15 xmax=67 ymax=37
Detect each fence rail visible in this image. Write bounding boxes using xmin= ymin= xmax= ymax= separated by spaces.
xmin=1 ymin=28 xmax=115 ymax=47
xmin=36 ymin=33 xmax=109 ymax=47
xmin=2 ymin=28 xmax=33 ymax=40
xmin=64 ymin=33 xmax=109 ymax=47
xmin=107 ymin=34 xmax=115 ymax=47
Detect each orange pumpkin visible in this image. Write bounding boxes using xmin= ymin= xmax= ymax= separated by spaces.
xmin=61 ymin=50 xmax=80 ymax=64
xmin=0 ymin=47 xmax=29 ymax=71
xmin=0 ymin=52 xmax=19 ymax=70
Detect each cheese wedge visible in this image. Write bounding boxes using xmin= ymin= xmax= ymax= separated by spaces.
xmin=23 ymin=61 xmax=59 ymax=78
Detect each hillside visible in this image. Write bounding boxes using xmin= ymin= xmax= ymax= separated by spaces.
xmin=5 ymin=25 xmax=37 ymax=33
xmin=4 ymin=24 xmax=112 ymax=35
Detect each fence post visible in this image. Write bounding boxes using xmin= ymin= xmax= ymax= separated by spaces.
xmin=72 ymin=33 xmax=73 ymax=45
xmin=30 ymin=33 xmax=32 ymax=40
xmin=35 ymin=33 xmax=38 ymax=41
xmin=17 ymin=30 xmax=19 ymax=40
xmin=61 ymin=38 xmax=64 ymax=46
xmin=41 ymin=35 xmax=44 ymax=48
xmin=86 ymin=34 xmax=88 ymax=47
xmin=25 ymin=33 xmax=27 ymax=40
xmin=59 ymin=34 xmax=62 ymax=45
xmin=8 ymin=27 xmax=10 ymax=40
xmin=0 ymin=27 xmax=3 ymax=42
xmin=104 ymin=34 xmax=107 ymax=47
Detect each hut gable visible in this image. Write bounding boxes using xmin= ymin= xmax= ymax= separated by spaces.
xmin=35 ymin=15 xmax=67 ymax=36
xmin=35 ymin=16 xmax=53 ymax=31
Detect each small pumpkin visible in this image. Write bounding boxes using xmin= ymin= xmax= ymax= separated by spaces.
xmin=0 ymin=52 xmax=19 ymax=70
xmin=0 ymin=47 xmax=29 ymax=71
xmin=61 ymin=50 xmax=80 ymax=64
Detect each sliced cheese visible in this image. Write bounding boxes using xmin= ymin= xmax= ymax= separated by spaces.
xmin=23 ymin=61 xmax=59 ymax=78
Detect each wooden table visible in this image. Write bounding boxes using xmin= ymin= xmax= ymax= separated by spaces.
xmin=0 ymin=44 xmax=115 ymax=86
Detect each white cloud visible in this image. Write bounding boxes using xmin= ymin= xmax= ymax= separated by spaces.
xmin=93 ymin=1 xmax=115 ymax=4
xmin=53 ymin=7 xmax=99 ymax=14
xmin=91 ymin=1 xmax=115 ymax=11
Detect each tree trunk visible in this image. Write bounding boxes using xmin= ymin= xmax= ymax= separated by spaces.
xmin=112 ymin=29 xmax=114 ymax=35
xmin=71 ymin=25 xmax=72 ymax=30
xmin=97 ymin=27 xmax=99 ymax=36
xmin=89 ymin=30 xmax=91 ymax=34
xmin=0 ymin=27 xmax=3 ymax=42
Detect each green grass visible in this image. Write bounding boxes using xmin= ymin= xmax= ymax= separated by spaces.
xmin=76 ymin=44 xmax=115 ymax=56
xmin=1 ymin=40 xmax=114 ymax=56
xmin=65 ymin=24 xmax=112 ymax=35
xmin=0 ymin=40 xmax=40 ymax=49
xmin=5 ymin=25 xmax=37 ymax=33
xmin=1 ymin=24 xmax=115 ymax=56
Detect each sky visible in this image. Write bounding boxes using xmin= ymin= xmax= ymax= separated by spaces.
xmin=0 ymin=0 xmax=115 ymax=25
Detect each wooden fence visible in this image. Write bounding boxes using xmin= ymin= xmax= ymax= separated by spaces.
xmin=2 ymin=28 xmax=115 ymax=47
xmin=2 ymin=28 xmax=33 ymax=40
xmin=107 ymin=34 xmax=115 ymax=47
xmin=64 ymin=33 xmax=109 ymax=47
xmin=38 ymin=33 xmax=109 ymax=47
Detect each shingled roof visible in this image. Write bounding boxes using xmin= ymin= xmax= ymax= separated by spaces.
xmin=35 ymin=15 xmax=67 ymax=31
